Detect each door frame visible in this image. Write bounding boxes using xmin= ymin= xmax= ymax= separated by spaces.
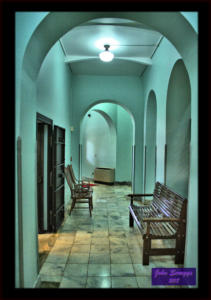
xmin=52 ymin=125 xmax=65 ymax=232
xmin=36 ymin=113 xmax=53 ymax=232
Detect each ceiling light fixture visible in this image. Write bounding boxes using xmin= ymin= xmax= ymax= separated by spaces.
xmin=99 ymin=45 xmax=114 ymax=62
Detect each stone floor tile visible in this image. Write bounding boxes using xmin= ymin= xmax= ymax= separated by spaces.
xmin=111 ymin=276 xmax=138 ymax=288
xmin=110 ymin=244 xmax=129 ymax=254
xmin=133 ymin=263 xmax=157 ymax=276
xmin=39 ymin=274 xmax=62 ymax=283
xmin=45 ymin=252 xmax=69 ymax=264
xmin=91 ymin=237 xmax=110 ymax=246
xmin=109 ymin=237 xmax=127 ymax=247
xmin=130 ymin=252 xmax=143 ymax=264
xmin=136 ymin=276 xmax=156 ymax=288
xmin=40 ymin=262 xmax=65 ymax=277
xmin=90 ymin=244 xmax=110 ymax=253
xmin=60 ymin=276 xmax=87 ymax=288
xmin=74 ymin=237 xmax=92 ymax=245
xmin=68 ymin=253 xmax=90 ymax=264
xmin=89 ymin=253 xmax=110 ymax=264
xmin=111 ymin=253 xmax=132 ymax=264
xmin=86 ymin=276 xmax=111 ymax=288
xmin=87 ymin=264 xmax=110 ymax=276
xmin=92 ymin=230 xmax=109 ymax=238
xmin=111 ymin=264 xmax=135 ymax=277
xmin=39 ymin=281 xmax=60 ymax=288
xmin=64 ymin=264 xmax=88 ymax=277
xmin=71 ymin=244 xmax=91 ymax=253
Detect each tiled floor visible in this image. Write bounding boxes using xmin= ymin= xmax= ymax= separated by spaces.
xmin=37 ymin=183 xmax=184 ymax=289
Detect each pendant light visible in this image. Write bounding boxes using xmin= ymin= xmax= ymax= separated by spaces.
xmin=99 ymin=45 xmax=114 ymax=62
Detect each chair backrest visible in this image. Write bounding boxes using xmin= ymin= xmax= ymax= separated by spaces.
xmin=64 ymin=166 xmax=74 ymax=191
xmin=69 ymin=164 xmax=77 ymax=184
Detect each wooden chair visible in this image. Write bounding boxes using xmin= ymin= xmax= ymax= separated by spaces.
xmin=64 ymin=166 xmax=93 ymax=216
xmin=69 ymin=164 xmax=93 ymax=192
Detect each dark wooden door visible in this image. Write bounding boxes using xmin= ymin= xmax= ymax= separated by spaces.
xmin=52 ymin=125 xmax=65 ymax=232
xmin=36 ymin=113 xmax=53 ymax=233
xmin=37 ymin=122 xmax=44 ymax=233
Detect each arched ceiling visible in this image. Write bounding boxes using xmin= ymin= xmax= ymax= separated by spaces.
xmin=60 ymin=18 xmax=163 ymax=76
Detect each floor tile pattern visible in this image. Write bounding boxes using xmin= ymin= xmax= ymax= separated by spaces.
xmin=37 ymin=183 xmax=184 ymax=289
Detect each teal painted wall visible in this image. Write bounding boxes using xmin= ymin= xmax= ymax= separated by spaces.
xmin=142 ymin=35 xmax=197 ymax=277
xmin=72 ymin=75 xmax=143 ymax=192
xmin=142 ymin=37 xmax=181 ymax=185
xmin=94 ymin=103 xmax=118 ymax=127
xmin=145 ymin=92 xmax=157 ymax=194
xmin=166 ymin=60 xmax=191 ymax=198
xmin=181 ymin=12 xmax=198 ymax=32
xmin=37 ymin=40 xmax=73 ymax=206
xmin=116 ymin=106 xmax=133 ymax=182
xmin=15 ymin=12 xmax=49 ymax=288
xmin=15 ymin=13 xmax=73 ymax=287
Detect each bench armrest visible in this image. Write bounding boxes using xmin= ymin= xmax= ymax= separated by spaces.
xmin=128 ymin=193 xmax=153 ymax=205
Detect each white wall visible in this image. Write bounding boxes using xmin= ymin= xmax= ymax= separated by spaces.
xmin=81 ymin=110 xmax=116 ymax=178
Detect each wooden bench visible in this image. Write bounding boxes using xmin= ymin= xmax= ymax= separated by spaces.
xmin=128 ymin=182 xmax=187 ymax=265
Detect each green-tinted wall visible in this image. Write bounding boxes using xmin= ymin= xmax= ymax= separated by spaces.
xmin=72 ymin=75 xmax=143 ymax=191
xmin=142 ymin=36 xmax=197 ymax=275
xmin=16 ymin=13 xmax=73 ymax=287
xmin=37 ymin=40 xmax=73 ymax=205
xmin=15 ymin=12 xmax=49 ymax=288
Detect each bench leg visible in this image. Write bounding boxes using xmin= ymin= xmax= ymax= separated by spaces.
xmin=129 ymin=212 xmax=134 ymax=227
xmin=175 ymin=235 xmax=185 ymax=264
xmin=143 ymin=238 xmax=151 ymax=265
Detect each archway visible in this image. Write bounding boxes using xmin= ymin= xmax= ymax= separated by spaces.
xmin=80 ymin=100 xmax=135 ymax=187
xmin=81 ymin=109 xmax=117 ymax=180
xmin=165 ymin=59 xmax=191 ymax=197
xmin=144 ymin=91 xmax=157 ymax=194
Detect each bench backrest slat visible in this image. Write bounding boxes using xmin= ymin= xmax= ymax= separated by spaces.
xmin=151 ymin=182 xmax=187 ymax=224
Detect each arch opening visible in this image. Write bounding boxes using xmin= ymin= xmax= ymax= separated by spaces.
xmin=165 ymin=59 xmax=191 ymax=197
xmin=144 ymin=90 xmax=157 ymax=194
xmin=80 ymin=100 xmax=135 ymax=186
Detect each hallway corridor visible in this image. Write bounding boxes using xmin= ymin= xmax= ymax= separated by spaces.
xmin=36 ymin=184 xmax=183 ymax=289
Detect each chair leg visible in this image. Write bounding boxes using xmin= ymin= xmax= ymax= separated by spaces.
xmin=91 ymin=197 xmax=93 ymax=210
xmin=89 ymin=198 xmax=92 ymax=217
xmin=69 ymin=198 xmax=76 ymax=215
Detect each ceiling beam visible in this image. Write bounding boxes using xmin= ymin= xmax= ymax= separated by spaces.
xmin=64 ymin=55 xmax=152 ymax=66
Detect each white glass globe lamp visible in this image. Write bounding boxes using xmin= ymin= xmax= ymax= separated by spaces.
xmin=99 ymin=45 xmax=114 ymax=62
